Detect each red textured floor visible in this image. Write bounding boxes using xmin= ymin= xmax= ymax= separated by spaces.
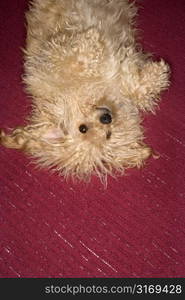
xmin=0 ymin=0 xmax=185 ymax=278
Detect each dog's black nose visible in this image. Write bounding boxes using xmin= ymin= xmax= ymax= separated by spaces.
xmin=79 ymin=124 xmax=88 ymax=133
xmin=100 ymin=113 xmax=112 ymax=124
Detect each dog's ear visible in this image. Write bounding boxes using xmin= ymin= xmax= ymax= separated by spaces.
xmin=125 ymin=143 xmax=153 ymax=168
xmin=42 ymin=121 xmax=68 ymax=142
xmin=0 ymin=124 xmax=67 ymax=153
xmin=42 ymin=128 xmax=64 ymax=140
xmin=0 ymin=127 xmax=30 ymax=150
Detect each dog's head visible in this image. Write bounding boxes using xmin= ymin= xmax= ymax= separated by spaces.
xmin=0 ymin=95 xmax=151 ymax=183
xmin=31 ymin=96 xmax=152 ymax=183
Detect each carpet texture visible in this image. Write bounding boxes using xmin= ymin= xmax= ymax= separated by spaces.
xmin=0 ymin=0 xmax=185 ymax=278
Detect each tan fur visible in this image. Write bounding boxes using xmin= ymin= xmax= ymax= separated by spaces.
xmin=0 ymin=0 xmax=170 ymax=183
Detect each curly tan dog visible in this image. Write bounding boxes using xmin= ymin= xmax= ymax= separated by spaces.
xmin=0 ymin=0 xmax=170 ymax=182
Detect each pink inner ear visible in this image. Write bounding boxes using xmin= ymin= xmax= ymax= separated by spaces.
xmin=42 ymin=128 xmax=64 ymax=140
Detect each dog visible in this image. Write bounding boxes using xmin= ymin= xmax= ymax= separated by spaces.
xmin=0 ymin=0 xmax=170 ymax=183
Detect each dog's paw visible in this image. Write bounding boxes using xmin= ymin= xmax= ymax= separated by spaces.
xmin=136 ymin=59 xmax=170 ymax=112
xmin=149 ymin=59 xmax=170 ymax=91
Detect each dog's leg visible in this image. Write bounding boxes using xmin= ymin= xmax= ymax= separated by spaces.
xmin=132 ymin=60 xmax=170 ymax=111
xmin=121 ymin=58 xmax=170 ymax=111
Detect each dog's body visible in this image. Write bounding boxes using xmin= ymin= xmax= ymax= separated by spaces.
xmin=0 ymin=0 xmax=170 ymax=182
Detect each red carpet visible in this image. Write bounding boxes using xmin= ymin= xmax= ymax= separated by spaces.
xmin=0 ymin=0 xmax=185 ymax=278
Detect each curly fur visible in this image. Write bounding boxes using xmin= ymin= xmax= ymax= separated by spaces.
xmin=0 ymin=0 xmax=170 ymax=183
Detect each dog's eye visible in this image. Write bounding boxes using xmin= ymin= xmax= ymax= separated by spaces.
xmin=79 ymin=124 xmax=88 ymax=133
xmin=100 ymin=113 xmax=112 ymax=124
xmin=106 ymin=130 xmax=112 ymax=139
